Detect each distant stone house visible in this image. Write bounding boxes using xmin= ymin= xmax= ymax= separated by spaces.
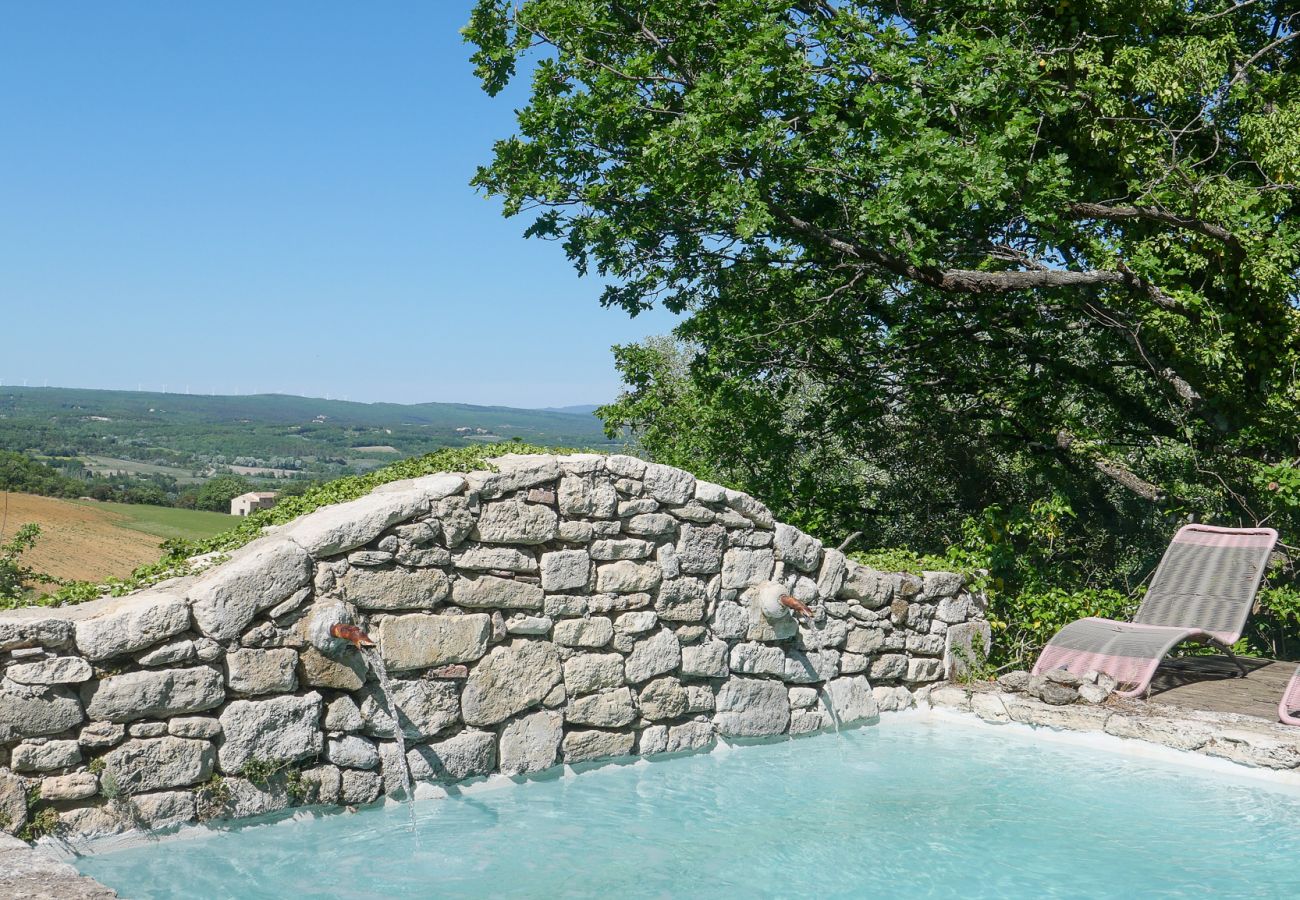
xmin=230 ymin=491 xmax=280 ymax=516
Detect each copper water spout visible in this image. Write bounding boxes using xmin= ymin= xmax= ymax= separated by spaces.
xmin=330 ymin=623 xmax=375 ymax=649
xmin=780 ymin=594 xmax=814 ymax=620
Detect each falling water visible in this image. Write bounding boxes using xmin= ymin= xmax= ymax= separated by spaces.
xmin=804 ymin=608 xmax=844 ymax=738
xmin=362 ymin=647 xmax=418 ymax=831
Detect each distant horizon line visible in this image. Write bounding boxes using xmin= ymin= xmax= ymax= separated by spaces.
xmin=0 ymin=382 xmax=607 ymax=414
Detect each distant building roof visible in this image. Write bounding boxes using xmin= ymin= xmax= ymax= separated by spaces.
xmin=233 ymin=491 xmax=280 ymax=501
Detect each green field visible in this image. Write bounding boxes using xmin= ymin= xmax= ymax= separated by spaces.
xmin=74 ymin=500 xmax=237 ymax=542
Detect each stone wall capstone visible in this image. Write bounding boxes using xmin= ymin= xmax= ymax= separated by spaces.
xmin=0 ymin=453 xmax=988 ymax=843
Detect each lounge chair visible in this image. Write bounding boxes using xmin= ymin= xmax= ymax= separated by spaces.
xmin=1280 ymin=666 xmax=1300 ymax=726
xmin=1033 ymin=524 xmax=1277 ymax=698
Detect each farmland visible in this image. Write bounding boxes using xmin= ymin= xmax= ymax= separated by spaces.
xmin=0 ymin=492 xmax=235 ymax=585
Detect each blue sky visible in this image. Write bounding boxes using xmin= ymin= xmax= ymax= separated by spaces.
xmin=0 ymin=2 xmax=678 ymax=407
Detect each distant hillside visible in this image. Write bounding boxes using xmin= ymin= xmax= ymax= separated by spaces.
xmin=0 ymin=386 xmax=617 ymax=490
xmin=538 ymin=404 xmax=602 ymax=417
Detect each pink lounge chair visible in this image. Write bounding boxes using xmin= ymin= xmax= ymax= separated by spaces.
xmin=1033 ymin=524 xmax=1277 ymax=698
xmin=1280 ymin=666 xmax=1300 ymax=726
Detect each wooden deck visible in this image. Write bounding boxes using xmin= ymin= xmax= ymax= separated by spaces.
xmin=1146 ymin=655 xmax=1294 ymax=720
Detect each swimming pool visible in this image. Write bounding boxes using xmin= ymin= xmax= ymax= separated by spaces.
xmin=74 ymin=716 xmax=1300 ymax=898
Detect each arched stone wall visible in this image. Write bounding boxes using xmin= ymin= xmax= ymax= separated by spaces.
xmin=0 ymin=453 xmax=989 ymax=841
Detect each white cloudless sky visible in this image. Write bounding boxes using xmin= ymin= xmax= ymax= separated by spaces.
xmin=0 ymin=2 xmax=679 ymax=407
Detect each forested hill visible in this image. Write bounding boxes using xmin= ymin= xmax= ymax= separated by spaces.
xmin=0 ymin=386 xmax=611 ymax=484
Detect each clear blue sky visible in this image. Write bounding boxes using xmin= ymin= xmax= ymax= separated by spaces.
xmin=0 ymin=2 xmax=678 ymax=407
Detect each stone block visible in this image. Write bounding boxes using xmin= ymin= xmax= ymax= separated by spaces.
xmin=340 ymin=565 xmax=450 ymax=611
xmin=379 ymin=613 xmax=491 ymax=672
xmin=474 ymin=501 xmax=558 ymax=545
xmin=189 ymin=538 xmax=312 ymax=641
xmin=714 ymin=678 xmax=790 ymax=736
xmin=217 ymin=692 xmax=323 ymax=774
xmin=225 ymin=648 xmax=298 ymax=695
xmin=540 ymin=550 xmax=592 ymax=591
xmin=567 ymin=687 xmax=636 ymax=727
xmin=553 ymin=617 xmax=614 ymax=649
xmin=452 ymin=574 xmax=544 ymax=610
xmin=462 ymin=641 xmax=563 ymax=726
xmin=82 ymin=666 xmax=225 ymax=723
xmin=105 ymin=736 xmax=215 ymax=793
xmin=498 ymin=710 xmax=562 ymax=776
xmin=73 ymin=587 xmax=191 ymax=661
xmin=563 ymin=729 xmax=635 ymax=763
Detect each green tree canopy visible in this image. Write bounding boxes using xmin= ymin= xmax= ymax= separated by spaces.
xmin=468 ymin=1 xmax=1299 ymax=549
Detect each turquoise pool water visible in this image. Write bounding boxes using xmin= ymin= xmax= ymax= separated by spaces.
xmin=75 ymin=717 xmax=1300 ymax=899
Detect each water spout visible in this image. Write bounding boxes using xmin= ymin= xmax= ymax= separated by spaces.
xmin=329 ymin=623 xmax=376 ymax=650
xmin=360 ymin=646 xmax=418 ymax=834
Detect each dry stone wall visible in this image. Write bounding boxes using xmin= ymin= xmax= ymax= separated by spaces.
xmin=0 ymin=453 xmax=988 ymax=842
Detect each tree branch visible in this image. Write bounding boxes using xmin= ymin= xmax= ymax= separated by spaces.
xmin=1067 ymin=201 xmax=1242 ymax=252
xmin=1054 ymin=430 xmax=1165 ymax=502
xmin=771 ymin=208 xmax=1180 ymax=308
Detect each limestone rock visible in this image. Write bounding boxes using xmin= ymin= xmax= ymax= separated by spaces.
xmin=477 ymin=454 xmax=560 ymax=498
xmin=452 ymin=574 xmax=544 ymax=610
xmin=869 ymin=654 xmax=907 ymax=681
xmin=40 ymin=772 xmax=99 ymax=801
xmin=359 ymin=678 xmax=459 ymax=741
xmin=567 ymin=687 xmax=635 ymax=727
xmin=283 ymin=488 xmax=430 ymax=557
xmin=407 ymin=730 xmax=497 ymax=781
xmin=327 ymin=735 xmax=379 ymax=770
xmin=12 ymin=739 xmax=81 ymax=772
xmin=462 ymin=641 xmax=563 ymax=726
xmin=324 ymin=696 xmax=364 ymax=732
xmin=74 ymin=587 xmax=191 ymax=661
xmin=169 ymin=716 xmax=221 ymax=739
xmin=714 ymin=678 xmax=790 ymax=737
xmin=625 ymin=628 xmax=681 ymax=683
xmin=666 ymin=721 xmax=715 ymax=753
xmin=822 ymin=676 xmax=878 ymax=725
xmin=558 ymin=474 xmax=618 ymax=519
xmin=4 ymin=656 xmax=93 ymax=686
xmin=655 ymin=578 xmax=707 ymax=623
xmin=708 ymin=601 xmax=749 ymax=641
xmin=0 ymin=772 xmax=25 ymax=835
xmin=224 ymin=648 xmax=298 ymax=696
xmin=82 ymin=666 xmax=225 ymax=723
xmin=104 ymin=736 xmax=215 ymax=793
xmin=840 ymin=563 xmax=892 ymax=608
xmin=553 ymin=617 xmax=614 ymax=649
xmin=189 ymin=538 xmax=312 ymax=641
xmin=133 ymin=789 xmax=197 ymax=831
xmin=614 ymin=611 xmax=658 ymax=635
xmin=730 ymin=642 xmax=785 ymax=676
xmin=379 ymin=613 xmax=491 ymax=672
xmin=0 ymin=611 xmax=74 ymax=652
xmin=340 ymin=565 xmax=450 ymax=611
xmin=638 ymin=677 xmax=689 ymax=720
xmin=721 ymin=548 xmax=775 ymax=590
xmin=341 ymin=769 xmax=382 ymax=805
xmin=782 ymin=650 xmax=840 ymax=684
xmin=540 ymin=550 xmax=592 ymax=592
xmin=563 ymin=653 xmax=625 ymax=695
xmin=78 ymin=721 xmax=124 ymax=749
xmin=596 ymin=560 xmax=662 ymax=594
xmin=816 ymin=550 xmax=848 ymax=599
xmin=298 ymin=646 xmax=367 ymax=691
xmin=217 ymin=692 xmax=323 ymax=774
xmin=474 ymin=501 xmax=558 ymax=545
xmin=590 ymin=539 xmax=653 ymax=561
xmin=775 ymin=524 xmax=822 ymax=573
xmin=624 ymin=514 xmax=677 ymax=538
xmin=452 ymin=544 xmax=539 ymax=573
xmin=563 ymin=729 xmax=635 ymax=764
xmin=681 ymin=638 xmax=729 ymax=678
xmin=137 ymin=638 xmax=197 ymax=667
xmin=498 ymin=710 xmax=562 ymax=776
